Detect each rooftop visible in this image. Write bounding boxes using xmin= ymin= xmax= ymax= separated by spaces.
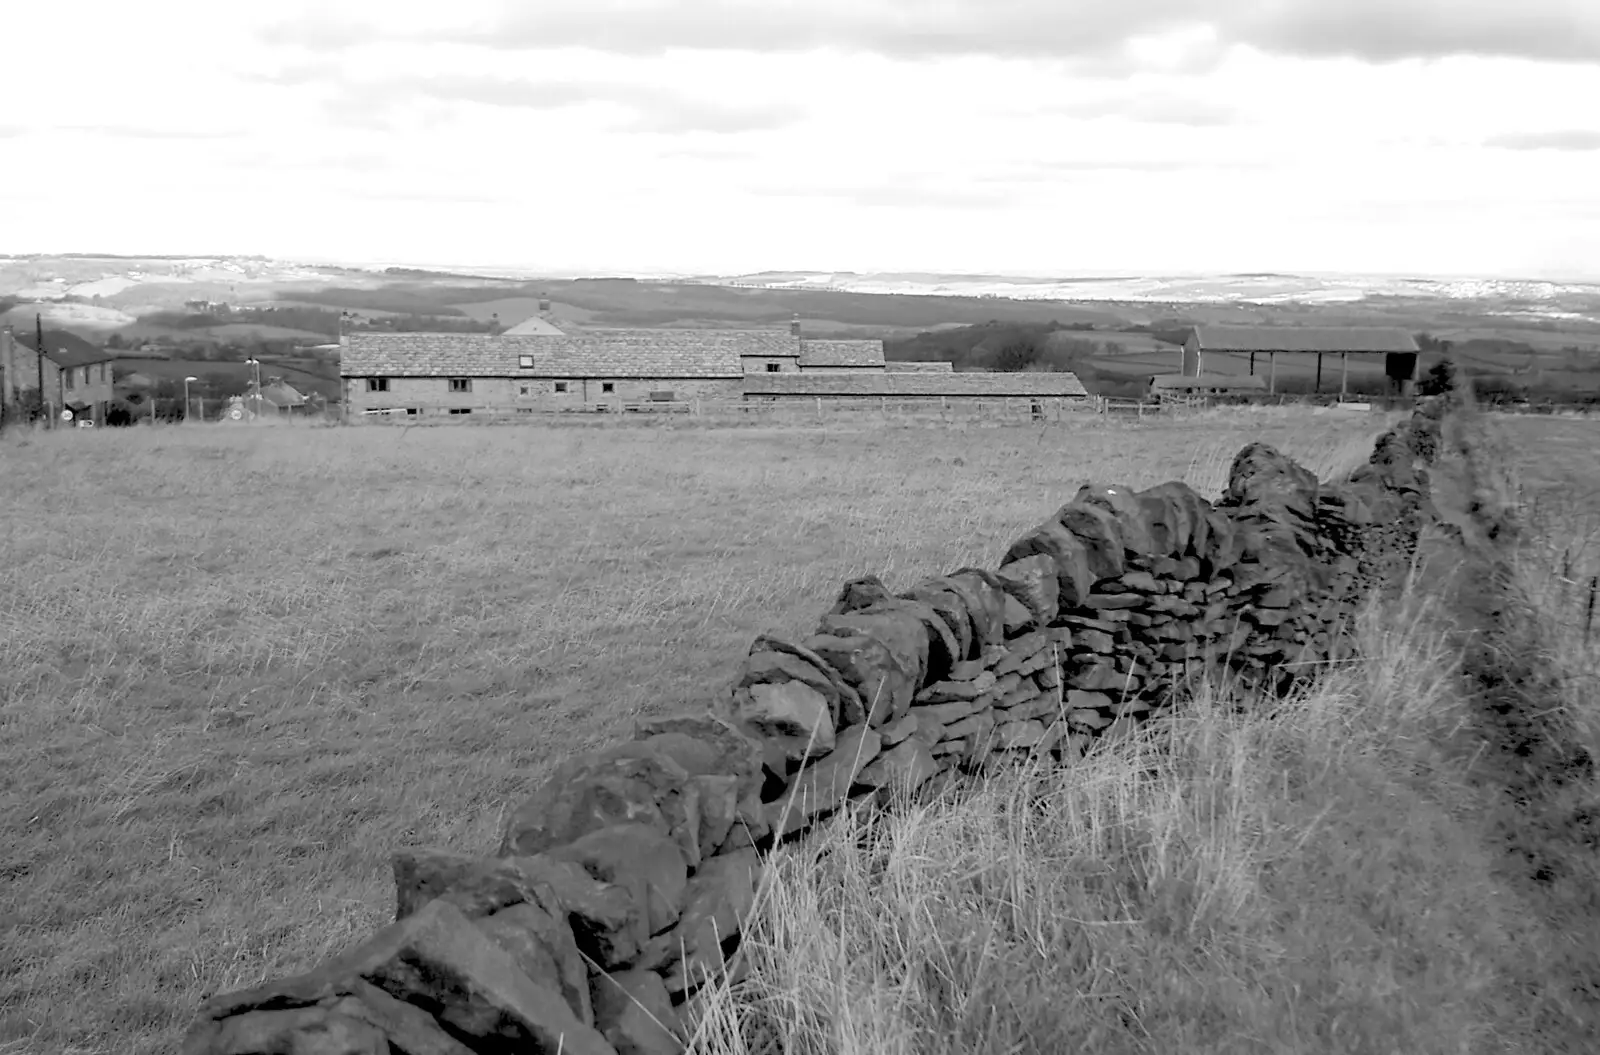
xmin=502 ymin=315 xmax=566 ymax=336
xmin=342 ymin=329 xmax=801 ymax=379
xmin=1194 ymin=325 xmax=1420 ymax=354
xmin=744 ymin=371 xmax=1088 ymax=398
xmin=798 ymin=339 xmax=885 ymax=369
xmin=885 ymin=360 xmax=954 ymax=372
xmin=9 ymin=328 xmax=117 ymax=368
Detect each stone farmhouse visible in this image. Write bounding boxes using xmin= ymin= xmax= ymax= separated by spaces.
xmin=0 ymin=325 xmax=119 ymax=425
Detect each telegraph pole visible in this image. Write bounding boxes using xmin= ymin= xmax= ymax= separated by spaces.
xmin=36 ymin=314 xmax=47 ymax=427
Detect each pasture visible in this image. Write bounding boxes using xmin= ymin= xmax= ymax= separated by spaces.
xmin=1 ymin=407 xmax=1594 ymax=1054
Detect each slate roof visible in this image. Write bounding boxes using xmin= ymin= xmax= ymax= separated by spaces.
xmin=886 ymin=360 xmax=954 ymax=372
xmin=1151 ymin=373 xmax=1269 ymax=391
xmin=503 ymin=315 xmax=566 ymax=336
xmin=342 ymin=330 xmax=800 ymax=379
xmin=1194 ymin=326 xmax=1419 ymax=354
xmin=798 ymin=339 xmax=885 ymax=369
xmin=11 ymin=329 xmax=117 ymax=367
xmin=744 ymin=371 xmax=1088 ymax=398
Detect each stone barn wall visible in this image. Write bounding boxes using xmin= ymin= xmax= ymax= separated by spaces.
xmin=181 ymin=400 xmax=1447 ymax=1055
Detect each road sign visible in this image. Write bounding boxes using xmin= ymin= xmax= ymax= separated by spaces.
xmin=229 ymin=406 xmax=244 ymax=421
xmin=60 ymin=409 xmax=73 ymax=422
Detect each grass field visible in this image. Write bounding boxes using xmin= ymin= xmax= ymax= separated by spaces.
xmin=1 ymin=408 xmax=1595 ymax=1054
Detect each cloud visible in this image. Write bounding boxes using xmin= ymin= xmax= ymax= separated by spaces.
xmin=1484 ymin=129 xmax=1600 ymax=150
xmin=1051 ymin=92 xmax=1239 ymax=126
xmin=258 ymin=1 xmax=1600 ymax=66
xmin=310 ymin=71 xmax=804 ymax=135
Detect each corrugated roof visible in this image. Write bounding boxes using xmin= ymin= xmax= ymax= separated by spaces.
xmin=503 ymin=316 xmax=566 ymax=336
xmin=886 ymin=360 xmax=954 ymax=372
xmin=1151 ymin=373 xmax=1268 ymax=391
xmin=744 ymin=371 xmax=1088 ymax=398
xmin=1194 ymin=326 xmax=1419 ymax=353
xmin=342 ymin=330 xmax=800 ymax=379
xmin=798 ymin=339 xmax=885 ymax=368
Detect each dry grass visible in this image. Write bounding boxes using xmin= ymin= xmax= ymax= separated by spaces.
xmin=0 ymin=408 xmax=1430 ymax=1055
xmin=690 ymin=593 xmax=1526 ymax=1054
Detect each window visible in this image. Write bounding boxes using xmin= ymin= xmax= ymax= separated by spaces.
xmin=366 ymin=377 xmax=389 ymax=392
xmin=406 ymin=408 xmax=419 ymax=416
xmin=601 ymin=382 xmax=615 ymax=393
xmin=518 ymin=354 xmax=535 ymax=369
xmin=519 ymin=385 xmax=530 ymax=396
xmin=81 ymin=367 xmax=90 ymax=385
xmin=765 ymin=362 xmax=781 ymax=372
xmin=554 ymin=382 xmax=568 ymax=393
xmin=448 ymin=407 xmax=472 ymax=415
xmin=449 ymin=378 xmax=471 ymax=393
xmin=64 ymin=371 xmax=75 ymax=390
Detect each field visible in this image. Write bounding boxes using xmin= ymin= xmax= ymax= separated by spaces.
xmin=3 ymin=408 xmax=1599 ymax=1053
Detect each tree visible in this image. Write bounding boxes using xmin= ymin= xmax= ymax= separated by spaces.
xmin=1417 ymin=357 xmax=1457 ymax=397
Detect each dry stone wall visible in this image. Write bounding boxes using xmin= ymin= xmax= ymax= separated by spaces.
xmin=182 ymin=399 xmax=1446 ymax=1055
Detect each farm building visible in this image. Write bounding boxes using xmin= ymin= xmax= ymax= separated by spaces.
xmin=744 ymin=371 xmax=1088 ymax=402
xmin=886 ymin=360 xmax=955 ymax=373
xmin=0 ymin=325 xmax=118 ymax=425
xmin=341 ymin=330 xmax=797 ymax=416
xmin=1149 ymin=373 xmax=1269 ymax=400
xmin=1183 ymin=325 xmax=1420 ymax=395
xmin=796 ymin=339 xmax=886 ymax=373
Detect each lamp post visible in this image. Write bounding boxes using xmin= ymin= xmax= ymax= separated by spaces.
xmin=244 ymin=358 xmax=262 ymax=420
xmin=184 ymin=376 xmax=198 ymax=422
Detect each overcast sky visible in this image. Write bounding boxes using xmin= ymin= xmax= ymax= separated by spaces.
xmin=5 ymin=0 xmax=1599 ymax=279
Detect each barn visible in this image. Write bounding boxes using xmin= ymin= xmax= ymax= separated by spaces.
xmin=743 ymin=371 xmax=1088 ymax=402
xmin=1182 ymin=325 xmax=1421 ymax=396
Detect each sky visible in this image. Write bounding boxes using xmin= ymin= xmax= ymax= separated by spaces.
xmin=4 ymin=0 xmax=1600 ymax=280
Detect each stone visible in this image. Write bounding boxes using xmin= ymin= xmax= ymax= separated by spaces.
xmin=900 ymin=581 xmax=978 ymax=663
xmin=1067 ymin=709 xmax=1113 ymax=730
xmin=1135 ymin=493 xmax=1182 ymax=557
xmin=1068 ymin=659 xmax=1127 ymax=693
xmin=547 ymin=824 xmax=691 ymax=938
xmin=1002 ymin=695 xmax=1063 ymax=723
xmin=940 ymin=711 xmax=995 ymax=747
xmin=915 ymin=670 xmax=997 ymax=702
xmin=475 ymin=902 xmax=594 ymax=1027
xmin=996 ymin=554 xmax=1060 ymax=630
xmin=590 ymin=969 xmax=681 ymax=1055
xmin=1075 ymin=628 xmax=1115 ymax=653
xmin=994 ymin=719 xmax=1049 ymax=750
xmin=829 ymin=574 xmax=895 ymax=615
xmin=736 ymin=650 xmax=841 ymax=718
xmin=768 ymin=725 xmax=883 ymax=833
xmin=1065 ymin=690 xmax=1114 ymax=710
xmin=910 ymin=697 xmax=986 ymax=727
xmin=877 ymin=710 xmax=920 ymax=746
xmin=361 ymin=899 xmax=616 ymax=1055
xmin=1085 ymin=592 xmax=1144 ymax=610
xmin=855 ymin=737 xmax=940 ymax=799
xmin=499 ymin=741 xmax=695 ymax=860
xmin=998 ymin=684 xmax=1041 ymax=710
xmin=735 ymin=680 xmax=836 ymax=765
xmin=1056 ymin=501 xmax=1127 ymax=579
xmin=806 ymin=631 xmax=915 ymax=726
xmin=207 ymin=1006 xmax=388 ymax=1055
xmin=747 ymin=634 xmax=864 ymax=723
xmin=945 ymin=656 xmax=988 ymax=681
xmin=943 ymin=569 xmax=1013 ymax=650
xmin=641 ymin=850 xmax=762 ymax=996
xmin=390 ymin=851 xmax=641 ymax=970
xmin=1074 ymin=483 xmax=1156 ymax=556
xmin=631 ymin=713 xmax=766 ymax=801
xmin=690 ymin=775 xmax=739 ymax=860
xmin=1119 ymin=570 xmax=1163 ymax=593
xmin=1036 ymin=663 xmax=1061 ymax=689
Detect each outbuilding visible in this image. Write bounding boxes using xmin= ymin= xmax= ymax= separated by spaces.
xmin=1183 ymin=325 xmax=1420 ymax=396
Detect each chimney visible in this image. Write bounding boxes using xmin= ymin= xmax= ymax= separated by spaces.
xmin=790 ymin=314 xmax=801 ymax=337
xmin=539 ymin=295 xmax=552 ymax=314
